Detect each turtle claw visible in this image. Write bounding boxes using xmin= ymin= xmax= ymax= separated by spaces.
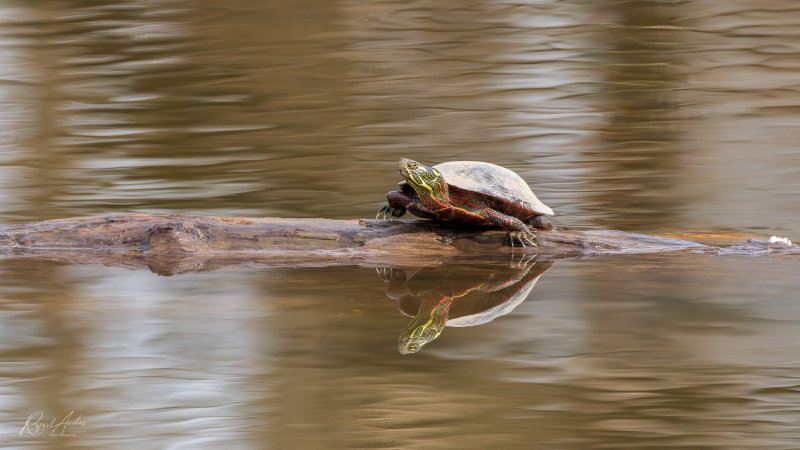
xmin=512 ymin=252 xmax=537 ymax=268
xmin=376 ymin=267 xmax=392 ymax=282
xmin=506 ymin=230 xmax=538 ymax=248
xmin=376 ymin=205 xmax=388 ymax=220
xmin=377 ymin=204 xmax=404 ymax=222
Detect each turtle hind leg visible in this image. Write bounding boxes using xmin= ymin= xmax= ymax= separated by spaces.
xmin=481 ymin=209 xmax=539 ymax=247
xmin=527 ymin=215 xmax=553 ymax=231
xmin=506 ymin=229 xmax=537 ymax=248
xmin=377 ymin=191 xmax=410 ymax=221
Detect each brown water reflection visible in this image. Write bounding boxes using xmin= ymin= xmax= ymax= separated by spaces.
xmin=2 ymin=0 xmax=800 ymax=448
xmin=3 ymin=255 xmax=800 ymax=448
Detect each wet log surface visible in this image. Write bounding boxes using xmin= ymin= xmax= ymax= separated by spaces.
xmin=0 ymin=214 xmax=797 ymax=275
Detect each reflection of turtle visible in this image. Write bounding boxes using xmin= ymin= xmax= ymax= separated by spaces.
xmin=378 ymin=158 xmax=554 ymax=246
xmin=379 ymin=260 xmax=553 ymax=354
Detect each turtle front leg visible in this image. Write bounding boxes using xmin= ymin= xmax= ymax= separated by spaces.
xmin=482 ymin=209 xmax=539 ymax=247
xmin=377 ymin=191 xmax=410 ymax=221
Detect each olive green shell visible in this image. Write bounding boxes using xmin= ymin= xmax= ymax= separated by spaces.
xmin=434 ymin=161 xmax=554 ymax=216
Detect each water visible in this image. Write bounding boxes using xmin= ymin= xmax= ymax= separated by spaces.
xmin=1 ymin=0 xmax=799 ymax=448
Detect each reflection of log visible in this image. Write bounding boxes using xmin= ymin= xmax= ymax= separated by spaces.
xmin=0 ymin=214 xmax=796 ymax=275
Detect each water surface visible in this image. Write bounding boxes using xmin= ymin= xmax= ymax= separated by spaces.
xmin=1 ymin=0 xmax=800 ymax=448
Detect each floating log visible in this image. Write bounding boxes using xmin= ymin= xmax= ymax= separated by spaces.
xmin=0 ymin=214 xmax=796 ymax=275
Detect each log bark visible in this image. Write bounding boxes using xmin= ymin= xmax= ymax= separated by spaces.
xmin=0 ymin=214 xmax=796 ymax=275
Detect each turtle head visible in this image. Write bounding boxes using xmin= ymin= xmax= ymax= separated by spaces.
xmin=398 ymin=158 xmax=450 ymax=209
xmin=398 ymin=299 xmax=451 ymax=355
xmin=398 ymin=321 xmax=444 ymax=355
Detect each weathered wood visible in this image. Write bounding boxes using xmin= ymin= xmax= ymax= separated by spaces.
xmin=0 ymin=214 xmax=796 ymax=275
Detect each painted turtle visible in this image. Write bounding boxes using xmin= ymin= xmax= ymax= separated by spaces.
xmin=377 ymin=158 xmax=554 ymax=246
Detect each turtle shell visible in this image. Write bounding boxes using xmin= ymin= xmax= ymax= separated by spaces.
xmin=434 ymin=161 xmax=554 ymax=216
